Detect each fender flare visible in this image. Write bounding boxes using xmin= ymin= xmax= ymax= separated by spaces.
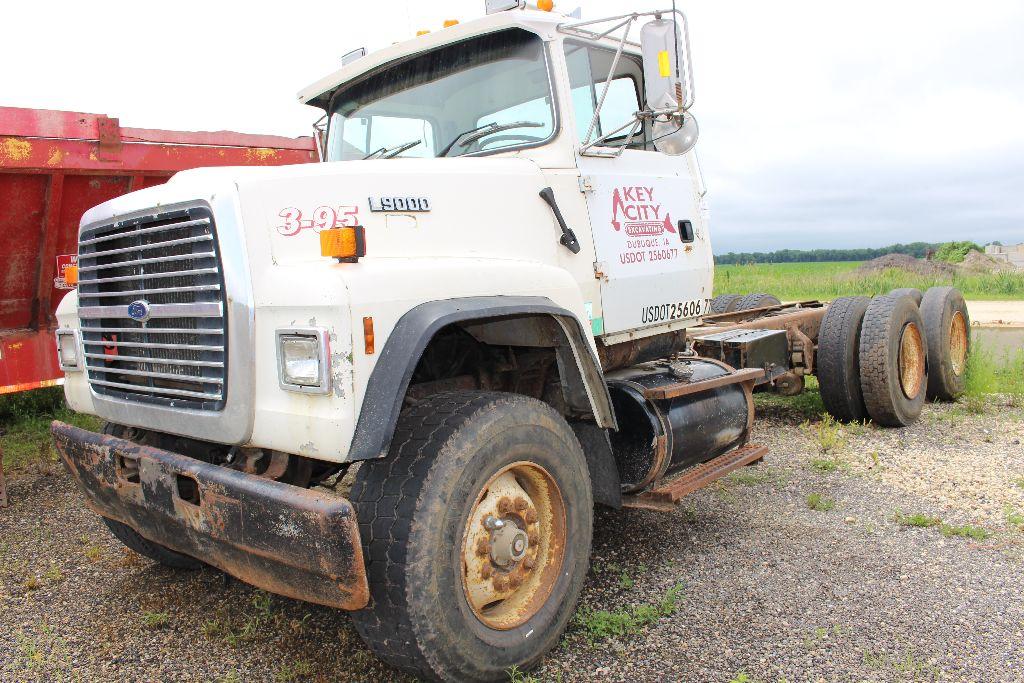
xmin=347 ymin=296 xmax=615 ymax=461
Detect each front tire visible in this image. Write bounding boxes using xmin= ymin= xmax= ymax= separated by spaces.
xmin=350 ymin=392 xmax=593 ymax=682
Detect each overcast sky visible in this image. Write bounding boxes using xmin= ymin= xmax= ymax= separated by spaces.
xmin=3 ymin=0 xmax=1021 ymax=253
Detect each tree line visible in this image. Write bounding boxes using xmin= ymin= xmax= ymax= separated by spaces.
xmin=714 ymin=242 xmax=940 ymax=265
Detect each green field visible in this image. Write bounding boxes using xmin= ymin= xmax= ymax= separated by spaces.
xmin=714 ymin=261 xmax=1024 ymax=301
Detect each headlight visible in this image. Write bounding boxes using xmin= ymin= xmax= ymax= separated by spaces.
xmin=55 ymin=329 xmax=82 ymax=371
xmin=276 ymin=328 xmax=330 ymax=394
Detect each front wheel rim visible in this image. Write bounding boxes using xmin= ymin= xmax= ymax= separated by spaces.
xmin=460 ymin=461 xmax=566 ymax=630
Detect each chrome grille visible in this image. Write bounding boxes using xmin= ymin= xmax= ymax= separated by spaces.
xmin=77 ymin=206 xmax=227 ymax=410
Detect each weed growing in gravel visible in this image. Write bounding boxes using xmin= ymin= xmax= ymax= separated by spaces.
xmin=1013 ymin=477 xmax=1024 ymax=491
xmin=572 ymin=583 xmax=683 ymax=645
xmin=274 ymin=659 xmax=315 ymax=683
xmin=806 ymin=493 xmax=835 ymax=512
xmin=938 ymin=523 xmax=990 ymax=541
xmin=141 ymin=611 xmax=170 ymax=630
xmin=805 ymin=413 xmax=847 ymax=454
xmin=507 ymin=665 xmax=542 ymax=683
xmin=864 ymin=648 xmax=942 ymax=680
xmin=894 ymin=511 xmax=941 ymax=528
xmin=1004 ymin=505 xmax=1024 ymax=529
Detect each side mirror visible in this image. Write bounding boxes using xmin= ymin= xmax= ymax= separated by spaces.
xmin=640 ymin=15 xmax=698 ymax=155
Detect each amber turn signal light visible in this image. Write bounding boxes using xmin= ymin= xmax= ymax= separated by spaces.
xmin=363 ymin=316 xmax=375 ymax=355
xmin=320 ymin=225 xmax=366 ymax=262
xmin=64 ymin=265 xmax=79 ymax=286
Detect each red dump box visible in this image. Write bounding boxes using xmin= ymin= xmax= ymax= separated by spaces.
xmin=0 ymin=107 xmax=317 ymax=394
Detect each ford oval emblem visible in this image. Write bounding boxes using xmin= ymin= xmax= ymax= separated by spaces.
xmin=126 ymin=299 xmax=151 ymax=322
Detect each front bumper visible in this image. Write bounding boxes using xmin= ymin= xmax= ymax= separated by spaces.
xmin=51 ymin=421 xmax=368 ymax=610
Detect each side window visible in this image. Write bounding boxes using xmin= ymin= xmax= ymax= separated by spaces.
xmin=564 ymin=41 xmax=649 ymax=149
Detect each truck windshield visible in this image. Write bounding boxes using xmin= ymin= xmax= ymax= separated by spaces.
xmin=326 ymin=29 xmax=555 ymax=161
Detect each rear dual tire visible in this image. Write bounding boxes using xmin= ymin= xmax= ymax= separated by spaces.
xmin=858 ymin=295 xmax=929 ymax=427
xmin=920 ymin=286 xmax=970 ymax=400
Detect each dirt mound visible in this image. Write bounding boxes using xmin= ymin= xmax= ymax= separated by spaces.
xmin=856 ymin=253 xmax=956 ymax=278
xmin=961 ymin=249 xmax=1018 ymax=273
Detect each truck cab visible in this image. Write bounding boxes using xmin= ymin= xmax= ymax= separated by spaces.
xmin=51 ymin=6 xmax=743 ymax=682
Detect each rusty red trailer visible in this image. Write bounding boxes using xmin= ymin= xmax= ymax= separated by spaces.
xmin=0 ymin=106 xmax=317 ymax=395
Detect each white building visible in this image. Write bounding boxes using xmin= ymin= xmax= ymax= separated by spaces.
xmin=985 ymin=243 xmax=1024 ymax=269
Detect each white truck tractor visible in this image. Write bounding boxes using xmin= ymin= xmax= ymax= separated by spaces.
xmin=51 ymin=3 xmax=972 ymax=680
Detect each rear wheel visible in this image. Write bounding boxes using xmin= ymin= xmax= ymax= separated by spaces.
xmin=817 ymin=296 xmax=871 ymax=423
xmin=858 ymin=295 xmax=929 ymax=427
xmin=735 ymin=292 xmax=782 ymax=311
xmin=709 ymin=293 xmax=743 ymax=314
xmin=920 ymin=286 xmax=970 ymax=400
xmin=350 ymin=392 xmax=592 ymax=682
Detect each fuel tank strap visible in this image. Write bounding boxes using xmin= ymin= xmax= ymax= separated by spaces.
xmin=642 ymin=367 xmax=763 ymax=400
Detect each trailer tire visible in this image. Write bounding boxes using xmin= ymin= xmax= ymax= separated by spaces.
xmin=709 ymin=294 xmax=743 ymax=314
xmin=735 ymin=292 xmax=782 ymax=311
xmin=889 ymin=288 xmax=923 ymax=306
xmin=858 ymin=295 xmax=929 ymax=427
xmin=102 ymin=517 xmax=203 ymax=569
xmin=817 ymin=296 xmax=871 ymax=423
xmin=920 ymin=286 xmax=970 ymax=401
xmin=349 ymin=391 xmax=592 ymax=682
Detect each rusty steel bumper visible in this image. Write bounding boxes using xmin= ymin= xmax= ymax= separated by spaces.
xmin=51 ymin=421 xmax=369 ymax=610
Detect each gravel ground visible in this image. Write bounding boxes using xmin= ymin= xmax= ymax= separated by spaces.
xmin=2 ymin=396 xmax=1023 ymax=682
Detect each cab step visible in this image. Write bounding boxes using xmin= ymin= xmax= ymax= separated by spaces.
xmin=621 ymin=443 xmax=769 ymax=512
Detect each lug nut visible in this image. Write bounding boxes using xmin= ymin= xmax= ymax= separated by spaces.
xmin=523 ymin=558 xmax=536 ymax=570
xmin=524 ymin=509 xmax=538 ymax=524
xmin=513 ymin=497 xmax=528 ymax=511
xmin=476 ymin=538 xmax=489 ymax=556
xmin=528 ymin=532 xmax=539 ymax=546
xmin=483 ymin=515 xmax=505 ymax=531
xmin=481 ymin=564 xmax=493 ymax=579
xmin=497 ymin=497 xmax=514 ymax=514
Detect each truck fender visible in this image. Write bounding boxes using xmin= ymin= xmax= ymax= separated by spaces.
xmin=347 ymin=296 xmax=616 ymax=462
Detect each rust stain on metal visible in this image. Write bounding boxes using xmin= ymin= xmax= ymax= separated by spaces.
xmin=623 ymin=443 xmax=769 ymax=510
xmin=51 ymin=420 xmax=369 ymax=610
xmin=1 ymin=137 xmax=32 ymax=162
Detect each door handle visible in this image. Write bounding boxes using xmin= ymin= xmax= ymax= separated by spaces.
xmin=678 ymin=220 xmax=695 ymax=243
xmin=539 ymin=187 xmax=581 ymax=254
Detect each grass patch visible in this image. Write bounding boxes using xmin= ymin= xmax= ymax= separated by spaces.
xmin=1004 ymin=505 xmax=1024 ymax=528
xmin=964 ymin=345 xmax=1024 ymax=398
xmin=141 ymin=611 xmax=170 ymax=630
xmin=894 ymin=511 xmax=941 ymax=528
xmin=754 ymin=376 xmax=825 ymax=421
xmin=806 ymin=493 xmax=835 ymax=512
xmin=573 ymin=583 xmax=683 ymax=644
xmin=939 ymin=523 xmax=990 ymax=541
xmin=715 ymin=261 xmax=1024 ymax=301
xmin=274 ymin=659 xmax=315 ymax=683
xmin=0 ymin=387 xmax=102 ymax=473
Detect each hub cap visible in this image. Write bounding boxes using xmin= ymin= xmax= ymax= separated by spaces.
xmin=949 ymin=310 xmax=968 ymax=376
xmin=898 ymin=321 xmax=926 ymax=399
xmin=461 ymin=462 xmax=566 ymax=630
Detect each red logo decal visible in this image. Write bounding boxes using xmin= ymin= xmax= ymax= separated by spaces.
xmin=611 ymin=187 xmax=676 ymax=237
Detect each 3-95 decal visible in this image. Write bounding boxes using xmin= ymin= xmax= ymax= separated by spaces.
xmin=640 ymin=298 xmax=710 ymax=325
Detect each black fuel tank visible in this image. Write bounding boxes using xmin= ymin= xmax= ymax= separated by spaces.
xmin=605 ymin=359 xmax=753 ymax=492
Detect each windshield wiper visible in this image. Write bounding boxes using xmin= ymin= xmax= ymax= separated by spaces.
xmin=437 ymin=121 xmax=544 ymax=157
xmin=362 ymin=138 xmax=422 ymax=160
